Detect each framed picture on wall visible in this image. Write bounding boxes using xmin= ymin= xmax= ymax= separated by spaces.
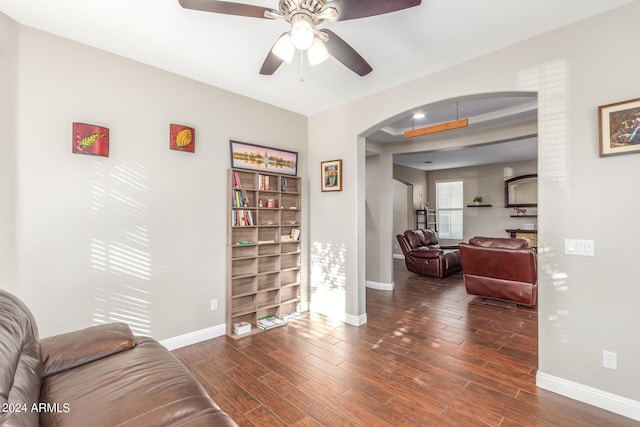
xmin=170 ymin=124 xmax=195 ymax=152
xmin=72 ymin=122 xmax=109 ymax=157
xmin=230 ymin=140 xmax=298 ymax=176
xmin=321 ymin=159 xmax=342 ymax=192
xmin=598 ymin=97 xmax=640 ymax=157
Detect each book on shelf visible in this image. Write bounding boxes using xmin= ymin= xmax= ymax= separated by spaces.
xmin=257 ymin=315 xmax=286 ymax=330
xmin=232 ymin=189 xmax=250 ymax=207
xmin=232 ymin=321 xmax=251 ymax=335
xmin=232 ymin=171 xmax=241 ymax=188
xmin=232 ymin=209 xmax=254 ymax=226
xmin=258 ymin=174 xmax=270 ymax=191
xmin=290 ymin=228 xmax=300 ymax=241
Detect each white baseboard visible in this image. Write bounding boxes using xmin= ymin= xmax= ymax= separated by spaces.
xmin=344 ymin=312 xmax=367 ymax=326
xmin=393 ymin=254 xmax=404 ymax=259
xmin=160 ymin=300 xmax=366 ymax=351
xmin=537 ymin=371 xmax=640 ymax=422
xmin=160 ymin=324 xmax=226 ymax=351
xmin=309 ymin=303 xmax=368 ymax=327
xmin=366 ymin=280 xmax=394 ymax=291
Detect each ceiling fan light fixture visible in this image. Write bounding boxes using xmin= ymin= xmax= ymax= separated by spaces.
xmin=316 ymin=6 xmax=338 ymax=22
xmin=307 ymin=38 xmax=329 ymax=65
xmin=272 ymin=33 xmax=295 ymax=63
xmin=290 ymin=14 xmax=315 ymax=51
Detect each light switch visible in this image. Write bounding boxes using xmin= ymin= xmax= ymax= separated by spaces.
xmin=565 ymin=239 xmax=594 ymax=256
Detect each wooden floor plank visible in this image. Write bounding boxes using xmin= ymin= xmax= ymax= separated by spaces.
xmin=172 ymin=260 xmax=637 ymax=426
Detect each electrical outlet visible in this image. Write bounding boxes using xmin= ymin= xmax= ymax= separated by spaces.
xmin=210 ymin=299 xmax=218 ymax=311
xmin=603 ymin=350 xmax=617 ymax=370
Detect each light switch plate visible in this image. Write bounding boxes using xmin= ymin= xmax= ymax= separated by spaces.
xmin=565 ymin=239 xmax=594 ymax=256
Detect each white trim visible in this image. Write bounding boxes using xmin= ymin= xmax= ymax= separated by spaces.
xmin=366 ymin=280 xmax=394 ymax=291
xmin=344 ymin=312 xmax=367 ymax=326
xmin=309 ymin=303 xmax=368 ymax=327
xmin=159 ymin=324 xmax=226 ymax=351
xmin=537 ymin=371 xmax=640 ymax=422
xmin=393 ymin=253 xmax=404 ymax=259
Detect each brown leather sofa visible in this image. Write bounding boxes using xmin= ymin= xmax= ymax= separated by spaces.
xmin=396 ymin=229 xmax=462 ymax=279
xmin=459 ymin=236 xmax=537 ymax=306
xmin=0 ymin=289 xmax=237 ymax=427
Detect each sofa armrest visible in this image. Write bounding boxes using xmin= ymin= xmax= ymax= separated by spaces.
xmin=40 ymin=323 xmax=135 ymax=377
xmin=410 ymin=248 xmax=443 ymax=259
xmin=440 ymin=244 xmax=460 ymax=250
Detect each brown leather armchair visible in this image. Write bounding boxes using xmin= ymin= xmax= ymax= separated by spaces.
xmin=396 ymin=229 xmax=462 ymax=279
xmin=0 ymin=289 xmax=237 ymax=426
xmin=459 ymin=236 xmax=537 ymax=306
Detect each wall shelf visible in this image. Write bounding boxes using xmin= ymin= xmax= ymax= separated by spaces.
xmin=510 ymin=215 xmax=537 ymax=217
xmin=466 ymin=204 xmax=493 ymax=207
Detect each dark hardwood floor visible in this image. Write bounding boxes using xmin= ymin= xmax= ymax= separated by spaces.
xmin=173 ymin=259 xmax=636 ymax=426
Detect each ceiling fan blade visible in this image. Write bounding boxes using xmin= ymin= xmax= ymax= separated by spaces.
xmin=327 ymin=0 xmax=421 ymax=21
xmin=322 ymin=30 xmax=372 ymax=76
xmin=259 ymin=39 xmax=285 ymax=75
xmin=178 ymin=0 xmax=273 ymax=19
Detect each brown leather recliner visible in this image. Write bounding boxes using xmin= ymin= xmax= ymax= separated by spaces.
xmin=459 ymin=236 xmax=537 ymax=306
xmin=0 ymin=289 xmax=237 ymax=427
xmin=396 ymin=229 xmax=462 ymax=279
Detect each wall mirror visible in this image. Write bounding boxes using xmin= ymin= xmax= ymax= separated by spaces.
xmin=504 ymin=174 xmax=537 ymax=207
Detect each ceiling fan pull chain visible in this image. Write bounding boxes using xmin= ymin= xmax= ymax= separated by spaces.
xmin=299 ymin=52 xmax=305 ymax=83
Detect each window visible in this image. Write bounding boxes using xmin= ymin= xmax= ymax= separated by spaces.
xmin=436 ymin=180 xmax=463 ymax=239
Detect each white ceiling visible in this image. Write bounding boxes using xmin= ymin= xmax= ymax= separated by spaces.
xmin=0 ymin=0 xmax=633 ymax=117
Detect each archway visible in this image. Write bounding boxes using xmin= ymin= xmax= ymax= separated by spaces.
xmin=363 ymin=92 xmax=538 ymax=289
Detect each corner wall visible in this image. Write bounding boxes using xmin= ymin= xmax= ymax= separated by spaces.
xmin=7 ymin=21 xmax=307 ymax=340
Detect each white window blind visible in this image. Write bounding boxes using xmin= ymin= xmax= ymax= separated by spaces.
xmin=436 ymin=180 xmax=463 ymax=239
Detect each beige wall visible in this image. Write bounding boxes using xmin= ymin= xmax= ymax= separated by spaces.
xmin=308 ymin=1 xmax=640 ymax=416
xmin=427 ymin=160 xmax=537 ymax=241
xmin=3 ymin=20 xmax=308 ymax=340
xmin=391 ymin=164 xmax=428 ymax=255
xmin=0 ymin=13 xmax=18 ymax=291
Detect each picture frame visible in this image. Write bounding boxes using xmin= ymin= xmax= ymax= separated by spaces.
xmin=321 ymin=159 xmax=342 ymax=192
xmin=170 ymin=124 xmax=195 ymax=152
xmin=598 ymin=97 xmax=640 ymax=157
xmin=230 ymin=140 xmax=298 ymax=176
xmin=72 ymin=122 xmax=109 ymax=157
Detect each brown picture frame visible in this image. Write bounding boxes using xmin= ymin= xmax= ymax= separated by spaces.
xmin=321 ymin=159 xmax=342 ymax=192
xmin=598 ymin=97 xmax=640 ymax=157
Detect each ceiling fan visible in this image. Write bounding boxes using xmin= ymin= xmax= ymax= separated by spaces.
xmin=178 ymin=0 xmax=422 ymax=76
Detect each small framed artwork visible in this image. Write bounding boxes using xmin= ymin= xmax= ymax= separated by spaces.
xmin=72 ymin=122 xmax=109 ymax=157
xmin=321 ymin=159 xmax=342 ymax=192
xmin=230 ymin=140 xmax=298 ymax=176
xmin=170 ymin=124 xmax=195 ymax=152
xmin=598 ymin=97 xmax=640 ymax=157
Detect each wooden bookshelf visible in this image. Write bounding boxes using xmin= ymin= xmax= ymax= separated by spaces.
xmin=227 ymin=169 xmax=301 ymax=339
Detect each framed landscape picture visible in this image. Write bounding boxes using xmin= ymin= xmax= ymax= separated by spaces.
xmin=230 ymin=140 xmax=298 ymax=176
xmin=321 ymin=159 xmax=342 ymax=192
xmin=598 ymin=97 xmax=640 ymax=157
